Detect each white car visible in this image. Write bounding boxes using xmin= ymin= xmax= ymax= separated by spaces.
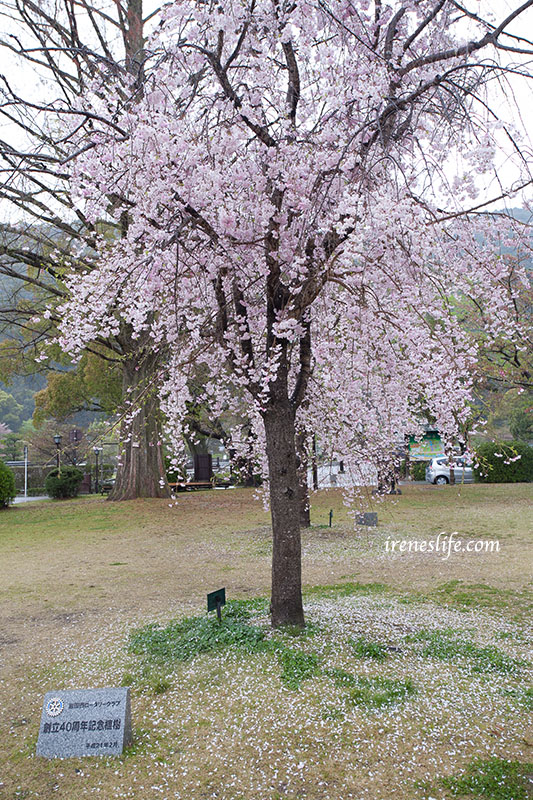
xmin=425 ymin=456 xmax=474 ymax=485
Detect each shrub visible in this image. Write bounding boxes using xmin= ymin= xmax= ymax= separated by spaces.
xmin=45 ymin=465 xmax=84 ymax=499
xmin=129 ymin=600 xmax=268 ymax=663
xmin=474 ymin=441 xmax=533 ymax=483
xmin=0 ymin=460 xmax=16 ymax=507
xmin=411 ymin=460 xmax=429 ymax=481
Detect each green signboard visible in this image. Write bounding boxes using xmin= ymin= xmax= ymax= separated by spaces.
xmin=409 ymin=432 xmax=443 ymax=460
xmin=207 ymin=588 xmax=226 ymax=621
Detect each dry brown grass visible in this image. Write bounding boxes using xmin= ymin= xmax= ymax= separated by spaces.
xmin=0 ymin=483 xmax=531 ymax=800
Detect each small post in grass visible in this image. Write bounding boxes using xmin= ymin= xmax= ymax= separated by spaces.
xmin=207 ymin=588 xmax=226 ymax=623
xmin=329 ymin=509 xmax=333 ymax=527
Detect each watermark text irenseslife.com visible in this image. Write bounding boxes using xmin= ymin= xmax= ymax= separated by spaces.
xmin=384 ymin=533 xmax=500 ymax=561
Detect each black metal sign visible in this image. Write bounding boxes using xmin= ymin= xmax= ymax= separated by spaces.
xmin=207 ymin=588 xmax=226 ymax=621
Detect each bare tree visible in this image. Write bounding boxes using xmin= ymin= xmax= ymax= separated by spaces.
xmin=0 ymin=0 xmax=170 ymax=499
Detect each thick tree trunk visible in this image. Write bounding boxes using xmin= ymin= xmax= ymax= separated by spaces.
xmin=108 ymin=347 xmax=170 ymax=501
xmin=106 ymin=6 xmax=167 ymax=502
xmin=296 ymin=430 xmax=311 ymax=528
xmin=263 ymin=403 xmax=305 ymax=628
xmin=185 ymin=434 xmax=210 ymax=457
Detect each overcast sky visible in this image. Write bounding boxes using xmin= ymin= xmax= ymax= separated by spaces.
xmin=1 ymin=0 xmax=533 ymax=217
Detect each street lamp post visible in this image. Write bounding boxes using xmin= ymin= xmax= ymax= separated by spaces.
xmin=23 ymin=444 xmax=28 ymax=498
xmin=93 ymin=447 xmax=102 ymax=494
xmin=70 ymin=428 xmax=81 ymax=465
xmin=53 ymin=434 xmax=62 ymax=471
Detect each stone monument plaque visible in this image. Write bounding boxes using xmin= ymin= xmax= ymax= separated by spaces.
xmin=356 ymin=512 xmax=378 ymax=527
xmin=36 ymin=687 xmax=132 ymax=758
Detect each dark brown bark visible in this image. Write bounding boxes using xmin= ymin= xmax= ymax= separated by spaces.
xmin=263 ymin=401 xmax=304 ymax=628
xmin=125 ymin=0 xmax=145 ymax=83
xmin=296 ymin=430 xmax=311 ymax=528
xmin=108 ymin=344 xmax=170 ymax=501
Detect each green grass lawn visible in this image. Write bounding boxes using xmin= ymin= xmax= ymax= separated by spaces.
xmin=0 ymin=483 xmax=531 ymax=799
